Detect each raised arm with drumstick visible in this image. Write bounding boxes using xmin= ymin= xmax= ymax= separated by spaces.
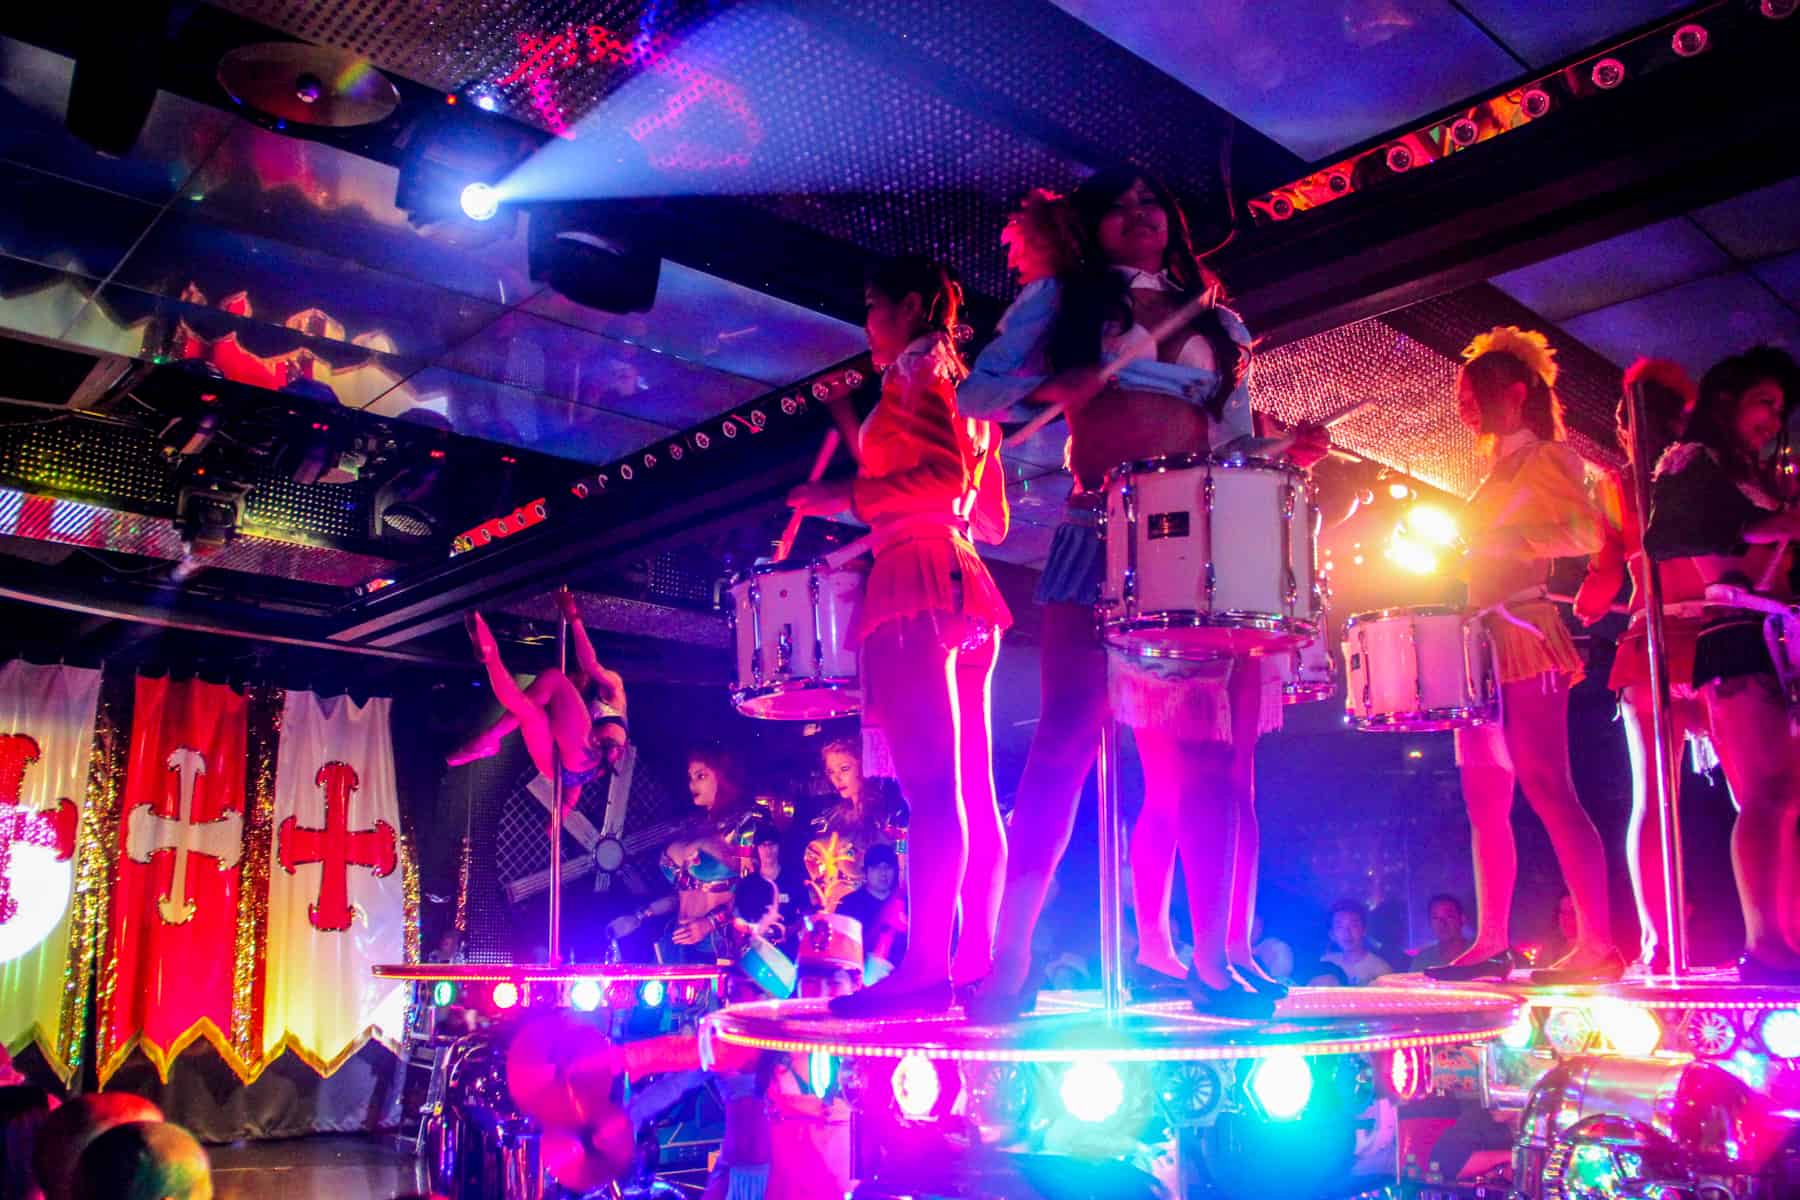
xmin=448 ymin=590 xmax=629 ymax=813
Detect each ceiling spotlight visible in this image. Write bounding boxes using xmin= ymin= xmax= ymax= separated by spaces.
xmin=1590 ymin=58 xmax=1626 ymax=90
xmin=474 ymin=93 xmax=499 ymax=112
xmin=1327 ymin=173 xmax=1350 ymax=194
xmin=1449 ymin=118 xmax=1479 ymax=148
xmin=1762 ymin=0 xmax=1796 ymax=19
xmin=1269 ymin=194 xmax=1295 ymax=220
xmin=1671 ymin=24 xmax=1709 ymax=56
xmin=1385 ymin=143 xmax=1414 ymax=173
xmin=460 ymin=182 xmax=500 ymax=222
xmin=1521 ymin=88 xmax=1553 ymax=119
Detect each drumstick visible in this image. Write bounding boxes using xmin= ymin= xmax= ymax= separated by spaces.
xmin=1002 ymin=289 xmax=1219 ymax=450
xmin=773 ymin=429 xmax=841 ymax=562
xmin=1755 ymin=539 xmax=1789 ymax=592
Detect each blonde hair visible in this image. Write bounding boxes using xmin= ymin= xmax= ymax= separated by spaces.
xmin=1459 ymin=325 xmax=1566 ymax=451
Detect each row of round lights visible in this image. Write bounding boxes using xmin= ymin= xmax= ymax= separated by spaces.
xmin=1493 ymin=1003 xmax=1800 ymax=1062
xmin=429 ymin=977 xmax=681 ymax=1012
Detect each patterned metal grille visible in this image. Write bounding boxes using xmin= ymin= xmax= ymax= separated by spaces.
xmin=0 ymin=420 xmax=172 ymax=509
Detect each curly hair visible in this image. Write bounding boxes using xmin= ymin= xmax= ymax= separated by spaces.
xmin=1616 ymin=357 xmax=1696 ymax=463
xmin=1001 ymin=187 xmax=1082 ymax=284
xmin=686 ymin=744 xmax=754 ymax=827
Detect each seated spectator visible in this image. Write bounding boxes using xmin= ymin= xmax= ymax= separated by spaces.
xmin=71 ymin=1121 xmax=210 ymax=1200
xmin=34 ymin=1093 xmax=162 ymax=1200
xmin=835 ymin=845 xmax=905 ymax=981
xmin=1251 ymin=916 xmax=1295 ymax=984
xmin=1305 ymin=961 xmax=1350 ymax=987
xmin=1410 ymin=894 xmax=1471 ymax=972
xmin=0 ymin=1084 xmax=57 ymax=1200
xmin=1319 ymin=900 xmax=1395 ymax=985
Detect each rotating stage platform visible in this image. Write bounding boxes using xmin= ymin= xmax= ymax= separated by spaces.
xmin=705 ymin=983 xmax=1524 ymax=1063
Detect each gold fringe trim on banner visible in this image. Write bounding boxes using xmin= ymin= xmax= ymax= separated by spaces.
xmin=261 ymin=1023 xmax=404 ymax=1081
xmin=96 ymin=1017 xmax=260 ymax=1087
xmin=230 ymin=685 xmax=281 ymax=1080
xmin=45 ymin=668 xmax=126 ymax=1084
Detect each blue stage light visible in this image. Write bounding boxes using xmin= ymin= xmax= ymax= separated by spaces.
xmin=570 ymin=979 xmax=603 ymax=1012
xmin=460 ymin=182 xmax=500 ymax=221
xmin=1760 ymin=1009 xmax=1800 ymax=1059
xmin=1249 ymin=1051 xmax=1313 ymax=1121
xmin=1059 ymin=1060 xmax=1124 ymax=1123
xmin=639 ymin=979 xmax=666 ymax=1009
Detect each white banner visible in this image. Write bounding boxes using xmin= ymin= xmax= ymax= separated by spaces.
xmin=264 ymin=692 xmax=408 ymax=1073
xmin=0 ymin=661 xmax=101 ymax=1074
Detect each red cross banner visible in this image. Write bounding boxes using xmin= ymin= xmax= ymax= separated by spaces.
xmin=0 ymin=661 xmax=101 ymax=1079
xmin=263 ymin=692 xmax=412 ymax=1075
xmin=100 ymin=676 xmax=249 ymax=1083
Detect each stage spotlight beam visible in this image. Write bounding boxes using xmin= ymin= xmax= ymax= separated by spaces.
xmin=460 ymin=182 xmax=501 ymax=221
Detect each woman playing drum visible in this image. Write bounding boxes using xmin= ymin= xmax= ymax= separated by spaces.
xmin=1426 ymin=326 xmax=1620 ymax=984
xmin=785 ymin=255 xmax=1012 ymax=1016
xmin=1572 ymin=359 xmax=1708 ymax=973
xmin=1643 ymin=346 xmax=1800 ymax=985
xmin=959 ymin=169 xmax=1326 ymax=1020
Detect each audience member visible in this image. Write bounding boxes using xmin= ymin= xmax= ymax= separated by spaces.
xmin=1410 ymin=894 xmax=1471 ymax=972
xmin=1319 ymin=900 xmax=1394 ymax=985
xmin=70 ymin=1121 xmax=210 ymax=1200
xmin=33 ymin=1092 xmax=162 ymax=1200
xmin=1251 ymin=916 xmax=1294 ymax=984
xmin=836 ymin=845 xmax=906 ymax=981
xmin=1540 ymin=890 xmax=1578 ymax=965
xmin=0 ymin=1084 xmax=56 ymax=1200
xmin=1305 ymin=961 xmax=1350 ymax=987
xmin=753 ymin=824 xmax=807 ymax=952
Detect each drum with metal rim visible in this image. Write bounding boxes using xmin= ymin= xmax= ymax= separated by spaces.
xmin=728 ymin=560 xmax=861 ymax=719
xmin=1281 ymin=632 xmax=1338 ymax=705
xmin=1342 ymin=605 xmax=1497 ymax=731
xmin=1100 ymin=453 xmax=1321 ymax=658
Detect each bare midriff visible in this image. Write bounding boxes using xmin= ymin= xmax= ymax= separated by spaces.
xmin=1068 ymin=388 xmax=1210 ymax=492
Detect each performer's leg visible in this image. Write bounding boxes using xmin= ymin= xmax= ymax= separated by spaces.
xmin=1129 ymin=765 xmax=1187 ymax=980
xmin=1620 ymin=686 xmax=1697 ymax=966
xmin=1222 ymin=659 xmax=1271 ymax=981
xmin=950 ymin=632 xmax=1006 ymax=986
xmin=464 ymin=613 xmax=558 ymax=780
xmin=848 ymin=615 xmax=963 ymax=998
xmin=538 ymin=668 xmax=599 ymax=776
xmin=448 ymin=673 xmax=566 ymax=766
xmin=1454 ymin=721 xmax=1517 ymax=964
xmin=981 ymin=602 xmax=1110 ymax=995
xmin=1507 ymin=680 xmax=1617 ymax=969
xmin=1704 ymin=676 xmax=1800 ymax=968
xmin=1137 ymin=727 xmax=1236 ymax=991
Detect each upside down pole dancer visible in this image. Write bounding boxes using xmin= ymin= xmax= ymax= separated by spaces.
xmin=450 ymin=591 xmax=630 ymax=812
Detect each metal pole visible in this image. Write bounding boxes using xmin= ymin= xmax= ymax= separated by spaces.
xmin=1095 ymin=721 xmax=1126 ymax=1017
xmin=549 ymin=599 xmax=567 ymax=967
xmin=1626 ymin=381 xmax=1688 ymax=979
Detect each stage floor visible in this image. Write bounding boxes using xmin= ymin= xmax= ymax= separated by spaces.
xmin=210 ymin=1136 xmax=422 ymax=1200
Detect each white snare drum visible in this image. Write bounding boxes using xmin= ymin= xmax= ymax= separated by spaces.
xmin=1342 ymin=605 xmax=1497 ymax=731
xmin=1100 ymin=454 xmax=1321 ymax=657
xmin=729 ymin=561 xmax=861 ymax=720
xmin=1281 ymin=633 xmax=1337 ymax=705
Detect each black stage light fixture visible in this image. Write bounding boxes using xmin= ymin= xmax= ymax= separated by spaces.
xmin=66 ymin=1 xmax=171 ymax=156
xmin=528 ymin=201 xmax=663 ymax=315
xmin=174 ymin=477 xmax=248 ymax=553
xmin=394 ymin=108 xmax=535 ymax=235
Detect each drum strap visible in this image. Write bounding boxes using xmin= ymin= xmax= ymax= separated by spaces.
xmin=1476 ymin=586 xmax=1551 ymax=642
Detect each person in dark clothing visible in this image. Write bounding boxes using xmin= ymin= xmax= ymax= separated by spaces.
xmin=836 ymin=844 xmax=906 ymax=980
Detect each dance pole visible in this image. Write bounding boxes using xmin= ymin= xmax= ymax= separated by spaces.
xmin=1626 ymin=381 xmax=1688 ymax=979
xmin=549 ymin=589 xmax=568 ymax=967
xmin=773 ymin=430 xmax=841 ymax=562
xmin=1095 ymin=721 xmax=1127 ymax=1017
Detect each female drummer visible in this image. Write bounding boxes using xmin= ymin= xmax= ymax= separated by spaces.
xmin=1426 ymin=326 xmax=1619 ymax=984
xmin=610 ymin=746 xmax=760 ymax=961
xmin=785 ymin=255 xmax=1013 ymax=1016
xmin=959 ymin=168 xmax=1326 ymax=1020
xmin=1572 ymin=359 xmax=1706 ymax=973
xmin=815 ymin=737 xmax=907 ymax=853
xmin=1644 ymin=346 xmax=1800 ymax=984
xmin=452 ymin=591 xmax=628 ymax=810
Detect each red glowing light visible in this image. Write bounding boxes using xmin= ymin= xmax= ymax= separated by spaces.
xmin=451 ymin=498 xmax=549 ymax=556
xmin=428 ymin=449 xmax=446 ymax=460
xmin=445 ymin=94 xmax=458 ymax=105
